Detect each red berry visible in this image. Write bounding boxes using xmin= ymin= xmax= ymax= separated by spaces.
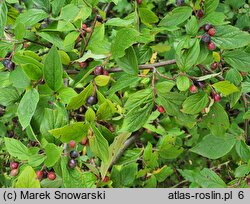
xmin=79 ymin=61 xmax=87 ymax=68
xmin=10 ymin=169 xmax=19 ymax=176
xmin=47 ymin=172 xmax=56 ymax=180
xmin=103 ymin=70 xmax=109 ymax=76
xmin=10 ymin=162 xmax=19 ymax=170
xmin=196 ymin=9 xmax=204 ymax=18
xmin=207 ymin=27 xmax=216 ymax=36
xmin=36 ymin=170 xmax=43 ymax=180
xmin=247 ymin=178 xmax=250 ymax=186
xmin=157 ymin=106 xmax=165 ymax=113
xmin=208 ymin=41 xmax=216 ymax=50
xmin=189 ymin=85 xmax=198 ymax=93
xmin=213 ymin=94 xmax=221 ymax=102
xmin=80 ymin=137 xmax=88 ymax=145
xmin=82 ymin=24 xmax=87 ymax=29
xmin=137 ymin=0 xmax=142 ymax=4
xmin=69 ymin=140 xmax=76 ymax=149
xmin=102 ymin=176 xmax=110 ymax=182
xmin=210 ymin=62 xmax=218 ymax=70
xmin=85 ymin=27 xmax=92 ymax=33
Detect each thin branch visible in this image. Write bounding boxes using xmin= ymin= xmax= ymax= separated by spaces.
xmin=242 ymin=94 xmax=249 ymax=143
xmin=110 ymin=129 xmax=144 ymax=168
xmin=65 ymin=59 xmax=177 ymax=74
xmin=80 ymin=15 xmax=97 ymax=57
xmin=23 ymin=38 xmax=51 ymax=48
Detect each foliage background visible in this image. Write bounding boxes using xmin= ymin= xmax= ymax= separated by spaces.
xmin=0 ymin=0 xmax=250 ymax=188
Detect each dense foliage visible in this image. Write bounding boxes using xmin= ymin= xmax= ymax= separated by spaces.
xmin=0 ymin=0 xmax=250 ymax=188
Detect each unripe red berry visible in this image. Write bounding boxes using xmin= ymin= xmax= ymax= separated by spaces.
xmin=10 ymin=162 xmax=19 ymax=170
xmin=82 ymin=24 xmax=87 ymax=29
xmin=208 ymin=41 xmax=216 ymax=50
xmin=189 ymin=85 xmax=198 ymax=93
xmin=246 ymin=178 xmax=250 ymax=186
xmin=85 ymin=27 xmax=92 ymax=33
xmin=213 ymin=93 xmax=221 ymax=102
xmin=79 ymin=61 xmax=87 ymax=68
xmin=36 ymin=170 xmax=43 ymax=180
xmin=196 ymin=9 xmax=204 ymax=18
xmin=157 ymin=105 xmax=165 ymax=113
xmin=207 ymin=27 xmax=216 ymax=36
xmin=69 ymin=140 xmax=76 ymax=148
xmin=80 ymin=137 xmax=88 ymax=145
xmin=103 ymin=70 xmax=109 ymax=76
xmin=10 ymin=169 xmax=19 ymax=176
xmin=47 ymin=172 xmax=56 ymax=180
xmin=210 ymin=62 xmax=218 ymax=70
xmin=137 ymin=0 xmax=142 ymax=4
xmin=102 ymin=176 xmax=110 ymax=182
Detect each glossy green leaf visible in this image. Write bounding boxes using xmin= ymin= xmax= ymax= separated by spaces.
xmin=15 ymin=166 xmax=40 ymax=188
xmin=4 ymin=137 xmax=29 ymax=160
xmin=212 ymin=80 xmax=239 ymax=96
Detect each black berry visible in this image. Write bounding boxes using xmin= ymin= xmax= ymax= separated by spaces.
xmin=2 ymin=59 xmax=15 ymax=70
xmin=196 ymin=9 xmax=204 ymax=18
xmin=70 ymin=150 xmax=79 ymax=159
xmin=201 ymin=33 xmax=211 ymax=43
xmin=86 ymin=96 xmax=97 ymax=105
xmin=68 ymin=159 xmax=77 ymax=169
xmin=96 ymin=15 xmax=103 ymax=22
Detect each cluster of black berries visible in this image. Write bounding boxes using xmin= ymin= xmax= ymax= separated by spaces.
xmin=67 ymin=140 xmax=79 ymax=169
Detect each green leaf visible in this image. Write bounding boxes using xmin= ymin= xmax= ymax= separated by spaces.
xmin=115 ymin=46 xmax=138 ymax=75
xmin=213 ymin=25 xmax=250 ymax=49
xmin=10 ymin=67 xmax=30 ymax=89
xmin=223 ymin=50 xmax=250 ymax=72
xmin=49 ymin=122 xmax=89 ymax=143
xmin=176 ymin=39 xmax=200 ymax=71
xmin=15 ymin=166 xmax=40 ymax=188
xmin=15 ymin=9 xmax=48 ymax=26
xmin=4 ymin=137 xmax=29 ymax=160
xmin=200 ymin=12 xmax=226 ymax=26
xmin=156 ymin=81 xmax=175 ymax=94
xmin=159 ymin=6 xmax=192 ymax=28
xmin=17 ymin=88 xmax=39 ymax=129
xmin=158 ymin=135 xmax=183 ymax=159
xmin=200 ymin=103 xmax=230 ymax=137
xmin=44 ymin=45 xmax=63 ymax=91
xmin=28 ymin=154 xmax=46 ymax=167
xmin=63 ymin=31 xmax=79 ymax=52
xmin=111 ymin=163 xmax=138 ymax=187
xmin=198 ymin=168 xmax=226 ymax=188
xmin=122 ymin=103 xmax=153 ymax=132
xmin=190 ymin=134 xmax=236 ymax=159
xmin=235 ymin=140 xmax=250 ymax=162
xmin=0 ymin=87 xmax=19 ymax=106
xmin=185 ymin=16 xmax=199 ymax=36
xmin=138 ymin=8 xmax=158 ymax=26
xmin=153 ymin=165 xmax=173 ymax=182
xmin=243 ymin=111 xmax=250 ymax=120
xmin=44 ymin=143 xmax=63 ymax=167
xmin=0 ymin=2 xmax=7 ymax=38
xmin=21 ymin=64 xmax=43 ymax=81
xmin=85 ymin=108 xmax=96 ymax=123
xmin=58 ymin=87 xmax=78 ymax=104
xmin=106 ymin=18 xmax=134 ymax=27
xmin=94 ymin=75 xmax=110 ymax=86
xmin=181 ymin=92 xmax=208 ymax=115
xmin=212 ymin=81 xmax=239 ymax=96
xmin=89 ymin=124 xmax=109 ymax=163
xmin=67 ymin=83 xmax=94 ymax=110
xmin=100 ymin=132 xmax=131 ymax=179
xmin=204 ymin=0 xmax=219 ymax=15
xmin=96 ymin=99 xmax=116 ymax=120
xmin=176 ymin=75 xmax=190 ymax=91
xmin=235 ymin=165 xmax=250 ymax=178
xmin=158 ymin=92 xmax=185 ymax=116
xmin=143 ymin=142 xmax=158 ymax=169
xmin=242 ymin=82 xmax=250 ymax=94
xmin=61 ymin=157 xmax=96 ymax=188
xmin=225 ymin=69 xmax=243 ymax=85
xmin=111 ymin=28 xmax=139 ymax=58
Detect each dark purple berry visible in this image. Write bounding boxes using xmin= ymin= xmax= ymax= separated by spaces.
xmin=96 ymin=15 xmax=103 ymax=22
xmin=68 ymin=159 xmax=77 ymax=169
xmin=176 ymin=0 xmax=184 ymax=6
xmin=70 ymin=150 xmax=79 ymax=159
xmin=201 ymin=33 xmax=211 ymax=43
xmin=94 ymin=66 xmax=104 ymax=75
xmin=204 ymin=24 xmax=212 ymax=32
xmin=196 ymin=9 xmax=204 ymax=18
xmin=86 ymin=96 xmax=97 ymax=105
